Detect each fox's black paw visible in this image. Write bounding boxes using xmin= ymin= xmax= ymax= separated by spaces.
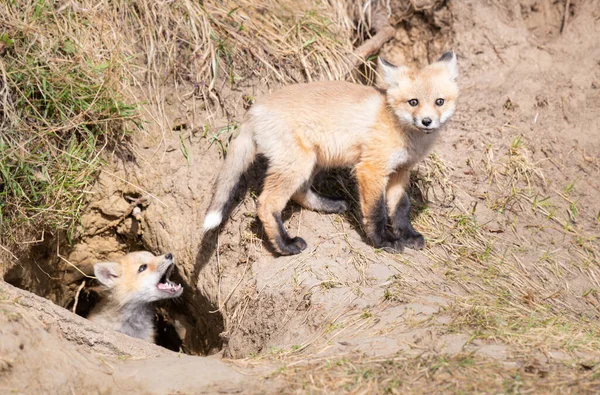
xmin=401 ymin=233 xmax=425 ymax=250
xmin=392 ymin=226 xmax=426 ymax=250
xmin=277 ymin=237 xmax=308 ymax=256
xmin=393 ymin=229 xmax=425 ymax=250
xmin=373 ymin=236 xmax=404 ymax=253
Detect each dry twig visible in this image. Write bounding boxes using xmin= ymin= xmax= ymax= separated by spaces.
xmin=351 ymin=6 xmax=395 ymax=67
xmin=72 ymin=280 xmax=86 ymax=314
xmin=560 ymin=0 xmax=571 ymax=34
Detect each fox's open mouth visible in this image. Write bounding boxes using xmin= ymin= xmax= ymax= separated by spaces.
xmin=157 ymin=263 xmax=182 ymax=295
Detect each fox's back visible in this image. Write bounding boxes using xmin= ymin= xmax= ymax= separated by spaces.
xmin=261 ymin=80 xmax=379 ymax=106
xmin=249 ymin=81 xmax=388 ymax=165
xmin=253 ymin=81 xmax=383 ymax=127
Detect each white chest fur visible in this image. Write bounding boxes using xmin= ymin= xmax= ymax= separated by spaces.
xmin=387 ymin=148 xmax=409 ymax=172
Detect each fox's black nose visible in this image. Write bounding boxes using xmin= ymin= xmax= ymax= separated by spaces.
xmin=165 ymin=253 xmax=173 ymax=260
xmin=421 ymin=118 xmax=432 ymax=127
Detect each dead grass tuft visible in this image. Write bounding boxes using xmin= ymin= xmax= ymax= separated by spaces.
xmin=265 ymin=352 xmax=600 ymax=394
xmin=0 ymin=1 xmax=138 ymax=246
xmin=410 ymin=136 xmax=600 ymax=359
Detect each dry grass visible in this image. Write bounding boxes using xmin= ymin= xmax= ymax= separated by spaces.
xmin=419 ymin=136 xmax=596 ymax=332
xmin=409 ymin=136 xmax=600 ymax=355
xmin=0 ymin=1 xmax=136 ymax=246
xmin=266 ymin=353 xmax=600 ymax=394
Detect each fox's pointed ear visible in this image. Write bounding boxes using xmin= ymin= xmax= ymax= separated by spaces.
xmin=437 ymin=50 xmax=458 ymax=81
xmin=94 ymin=261 xmax=121 ymax=287
xmin=378 ymin=56 xmax=406 ymax=87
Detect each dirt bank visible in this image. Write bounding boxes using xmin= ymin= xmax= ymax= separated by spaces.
xmin=0 ymin=281 xmax=276 ymax=393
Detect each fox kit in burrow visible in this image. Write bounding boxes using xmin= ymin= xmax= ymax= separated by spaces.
xmin=88 ymin=251 xmax=183 ymax=343
xmin=203 ymin=51 xmax=459 ymax=255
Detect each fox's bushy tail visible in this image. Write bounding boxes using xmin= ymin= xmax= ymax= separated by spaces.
xmin=202 ymin=123 xmax=256 ymax=232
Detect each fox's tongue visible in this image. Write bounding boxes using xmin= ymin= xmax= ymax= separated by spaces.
xmin=157 ymin=263 xmax=181 ymax=294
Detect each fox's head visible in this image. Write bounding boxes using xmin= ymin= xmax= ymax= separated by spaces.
xmin=379 ymin=51 xmax=459 ymax=133
xmin=94 ymin=251 xmax=183 ymax=306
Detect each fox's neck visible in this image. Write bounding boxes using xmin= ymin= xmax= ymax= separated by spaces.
xmin=118 ymin=302 xmax=155 ymax=341
xmin=406 ymin=125 xmax=440 ymax=158
xmin=97 ymin=294 xmax=155 ymax=341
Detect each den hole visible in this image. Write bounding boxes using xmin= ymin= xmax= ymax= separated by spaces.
xmin=3 ymin=236 xmax=224 ymax=356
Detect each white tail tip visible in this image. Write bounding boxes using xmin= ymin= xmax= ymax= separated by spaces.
xmin=202 ymin=211 xmax=223 ymax=232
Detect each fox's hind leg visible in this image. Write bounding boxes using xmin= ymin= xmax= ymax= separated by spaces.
xmin=292 ymin=180 xmax=348 ymax=214
xmin=257 ymin=159 xmax=315 ymax=255
xmin=386 ymin=169 xmax=424 ymax=250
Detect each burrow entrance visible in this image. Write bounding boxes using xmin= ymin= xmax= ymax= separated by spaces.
xmin=4 ymin=223 xmax=224 ymax=356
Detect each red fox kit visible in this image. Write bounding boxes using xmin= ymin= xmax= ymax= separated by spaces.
xmin=203 ymin=51 xmax=459 ymax=255
xmin=88 ymin=251 xmax=183 ymax=342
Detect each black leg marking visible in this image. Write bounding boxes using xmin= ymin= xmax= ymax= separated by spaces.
xmin=312 ymin=192 xmax=349 ymax=213
xmin=273 ymin=213 xmax=307 ymax=256
xmin=367 ymin=195 xmax=403 ymax=253
xmin=391 ymin=193 xmax=424 ymax=250
xmin=293 ymin=188 xmax=349 ymax=214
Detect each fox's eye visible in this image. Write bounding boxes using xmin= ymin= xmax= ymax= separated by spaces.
xmin=435 ymin=98 xmax=445 ymax=106
xmin=138 ymin=264 xmax=147 ymax=273
xmin=408 ymin=99 xmax=419 ymax=107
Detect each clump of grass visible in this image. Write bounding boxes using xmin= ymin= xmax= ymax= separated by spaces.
xmin=120 ymin=0 xmax=364 ymax=125
xmin=204 ymin=0 xmax=356 ymax=84
xmin=0 ymin=1 xmax=138 ymax=246
xmin=411 ymin=153 xmax=455 ymax=207
xmin=268 ymin=353 xmax=600 ymax=394
xmin=411 ymin=137 xmax=600 ymax=358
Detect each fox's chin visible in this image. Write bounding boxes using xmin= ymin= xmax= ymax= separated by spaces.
xmin=416 ymin=126 xmax=440 ymax=134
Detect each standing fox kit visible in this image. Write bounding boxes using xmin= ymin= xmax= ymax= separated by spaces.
xmin=88 ymin=251 xmax=183 ymax=342
xmin=203 ymin=51 xmax=459 ymax=255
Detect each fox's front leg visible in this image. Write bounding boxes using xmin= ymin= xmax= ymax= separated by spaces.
xmin=386 ymin=169 xmax=425 ymax=250
xmin=355 ymin=162 xmax=403 ymax=252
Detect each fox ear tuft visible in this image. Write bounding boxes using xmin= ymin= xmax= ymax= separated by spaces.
xmin=94 ymin=262 xmax=121 ymax=287
xmin=438 ymin=50 xmax=458 ymax=81
xmin=378 ymin=56 xmax=406 ymax=87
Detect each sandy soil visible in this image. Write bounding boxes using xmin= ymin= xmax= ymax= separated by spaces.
xmin=2 ymin=0 xmax=599 ymax=393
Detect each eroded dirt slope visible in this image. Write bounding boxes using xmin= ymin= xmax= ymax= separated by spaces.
xmin=0 ymin=281 xmax=274 ymax=394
